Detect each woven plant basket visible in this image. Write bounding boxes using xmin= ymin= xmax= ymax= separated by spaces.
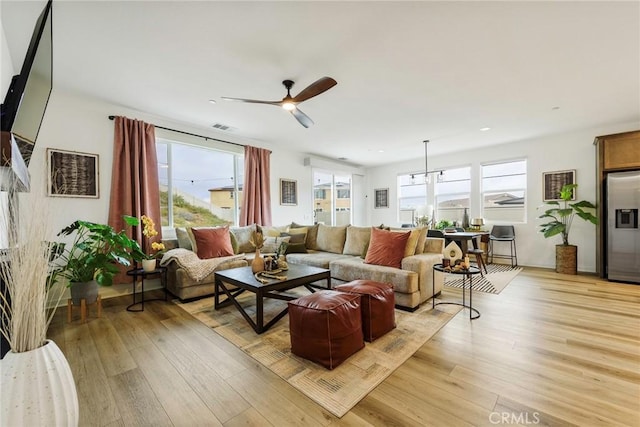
xmin=556 ymin=245 xmax=577 ymax=275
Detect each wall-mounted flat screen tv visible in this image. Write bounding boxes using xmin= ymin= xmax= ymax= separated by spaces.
xmin=1 ymin=0 xmax=53 ymax=167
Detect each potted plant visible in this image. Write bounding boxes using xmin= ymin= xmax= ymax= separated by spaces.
xmin=133 ymin=215 xmax=165 ymax=272
xmin=538 ymin=183 xmax=598 ymax=274
xmin=50 ymin=216 xmax=146 ymax=304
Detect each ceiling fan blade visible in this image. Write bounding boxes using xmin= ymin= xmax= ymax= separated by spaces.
xmin=290 ymin=108 xmax=314 ymax=128
xmin=292 ymin=77 xmax=337 ymax=103
xmin=221 ymin=97 xmax=281 ymax=106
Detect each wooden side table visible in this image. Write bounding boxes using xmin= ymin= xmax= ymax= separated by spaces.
xmin=67 ymin=295 xmax=102 ymax=323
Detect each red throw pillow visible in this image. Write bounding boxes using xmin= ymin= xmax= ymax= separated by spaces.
xmin=364 ymin=227 xmax=411 ymax=268
xmin=191 ymin=226 xmax=234 ymax=259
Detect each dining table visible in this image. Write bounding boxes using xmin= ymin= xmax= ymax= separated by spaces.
xmin=443 ymin=231 xmax=485 ymax=255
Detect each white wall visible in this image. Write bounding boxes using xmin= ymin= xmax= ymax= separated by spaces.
xmin=365 ymin=121 xmax=640 ymax=272
xmin=6 ymin=59 xmax=638 ymax=276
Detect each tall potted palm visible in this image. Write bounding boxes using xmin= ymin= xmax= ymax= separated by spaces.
xmin=538 ymin=184 xmax=598 ymax=274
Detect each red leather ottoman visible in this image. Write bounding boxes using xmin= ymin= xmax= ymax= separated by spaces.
xmin=288 ymin=290 xmax=364 ymax=370
xmin=335 ymin=280 xmax=395 ymax=342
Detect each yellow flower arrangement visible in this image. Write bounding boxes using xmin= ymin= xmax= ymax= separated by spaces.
xmin=140 ymin=215 xmax=165 ymax=259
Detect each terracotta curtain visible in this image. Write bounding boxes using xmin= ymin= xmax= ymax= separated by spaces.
xmin=240 ymin=145 xmax=272 ymax=226
xmin=108 ymin=116 xmax=161 ymax=261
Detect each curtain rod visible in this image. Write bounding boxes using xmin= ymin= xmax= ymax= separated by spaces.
xmin=108 ymin=115 xmax=246 ymax=149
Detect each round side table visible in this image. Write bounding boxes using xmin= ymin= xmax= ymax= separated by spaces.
xmin=432 ymin=264 xmax=481 ymax=320
xmin=126 ymin=266 xmax=168 ymax=312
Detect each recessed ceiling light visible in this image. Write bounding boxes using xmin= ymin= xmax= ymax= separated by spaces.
xmin=208 ymin=99 xmax=216 ymax=104
xmin=378 ymin=150 xmax=385 ymax=153
xmin=480 ymin=127 xmax=491 ymax=132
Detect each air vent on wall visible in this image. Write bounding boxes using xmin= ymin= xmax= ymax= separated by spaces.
xmin=212 ymin=123 xmax=236 ymax=132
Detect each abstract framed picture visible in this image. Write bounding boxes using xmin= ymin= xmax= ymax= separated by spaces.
xmin=374 ymin=188 xmax=389 ymax=209
xmin=47 ymin=148 xmax=99 ymax=198
xmin=543 ymin=169 xmax=575 ymax=201
xmin=280 ymin=178 xmax=297 ymax=206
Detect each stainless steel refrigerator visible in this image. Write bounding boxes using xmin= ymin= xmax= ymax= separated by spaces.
xmin=606 ymin=170 xmax=640 ymax=283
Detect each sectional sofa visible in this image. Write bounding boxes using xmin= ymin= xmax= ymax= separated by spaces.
xmin=161 ymin=223 xmax=445 ymax=310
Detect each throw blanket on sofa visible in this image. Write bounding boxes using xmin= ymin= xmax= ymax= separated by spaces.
xmin=159 ymin=248 xmax=246 ymax=282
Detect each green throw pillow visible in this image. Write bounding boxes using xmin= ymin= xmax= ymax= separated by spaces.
xmin=230 ymin=232 xmax=239 ymax=254
xmin=285 ymin=242 xmax=308 ymax=254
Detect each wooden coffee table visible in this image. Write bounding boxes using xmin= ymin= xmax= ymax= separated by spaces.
xmin=214 ymin=264 xmax=331 ymax=334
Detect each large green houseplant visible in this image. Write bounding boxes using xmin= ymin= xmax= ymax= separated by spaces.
xmin=538 ymin=184 xmax=598 ymax=274
xmin=51 ymin=216 xmax=145 ymax=303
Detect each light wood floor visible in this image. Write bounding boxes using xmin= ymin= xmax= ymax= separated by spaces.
xmin=48 ymin=267 xmax=640 ymax=426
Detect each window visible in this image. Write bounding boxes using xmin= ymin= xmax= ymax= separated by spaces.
xmin=337 ymin=189 xmax=350 ymax=199
xmin=397 ymin=173 xmax=427 ymax=225
xmin=157 ymin=139 xmax=244 ymax=228
xmin=435 ymin=166 xmax=471 ymax=224
xmin=313 ymin=171 xmax=351 ymax=226
xmin=481 ymin=159 xmax=527 ymax=223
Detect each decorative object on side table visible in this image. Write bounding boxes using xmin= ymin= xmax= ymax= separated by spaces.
xmin=0 ymin=178 xmax=79 ymax=426
xmin=443 ymin=241 xmax=462 ymax=265
xmin=538 ymin=183 xmax=598 ymax=274
xmin=135 ymin=215 xmax=165 ymax=272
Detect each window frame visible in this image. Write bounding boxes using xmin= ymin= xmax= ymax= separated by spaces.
xmin=156 ymin=135 xmax=244 ymax=231
xmin=481 ymin=158 xmax=527 ymax=224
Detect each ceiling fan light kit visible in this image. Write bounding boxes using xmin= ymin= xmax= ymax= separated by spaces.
xmin=222 ymin=77 xmax=337 ymax=128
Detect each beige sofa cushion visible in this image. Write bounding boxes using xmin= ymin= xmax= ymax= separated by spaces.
xmin=413 ymin=227 xmax=428 ymax=254
xmin=286 ymin=251 xmax=353 ymax=269
xmin=291 ymin=222 xmax=320 ymax=250
xmin=229 ymin=224 xmax=258 ymax=253
xmin=315 ymin=224 xmax=347 ymax=254
xmin=175 ymin=227 xmax=193 ymax=250
xmin=261 ymin=225 xmax=289 ymax=237
xmin=342 ymin=226 xmax=371 ymax=256
xmin=390 ymin=227 xmax=426 ymax=257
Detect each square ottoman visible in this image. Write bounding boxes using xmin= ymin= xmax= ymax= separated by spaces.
xmin=335 ymin=280 xmax=396 ymax=342
xmin=288 ymin=290 xmax=364 ymax=370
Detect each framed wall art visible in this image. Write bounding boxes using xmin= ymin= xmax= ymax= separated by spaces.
xmin=374 ymin=188 xmax=389 ymax=209
xmin=47 ymin=148 xmax=99 ymax=198
xmin=280 ymin=178 xmax=298 ymax=206
xmin=543 ymin=169 xmax=575 ymax=201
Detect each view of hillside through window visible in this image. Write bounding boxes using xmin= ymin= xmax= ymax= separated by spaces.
xmin=156 ymin=140 xmax=244 ymax=228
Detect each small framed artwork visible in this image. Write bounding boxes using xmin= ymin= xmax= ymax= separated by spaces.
xmin=47 ymin=148 xmax=99 ymax=198
xmin=543 ymin=169 xmax=576 ymax=201
xmin=280 ymin=178 xmax=297 ymax=206
xmin=374 ymin=188 xmax=389 ymax=209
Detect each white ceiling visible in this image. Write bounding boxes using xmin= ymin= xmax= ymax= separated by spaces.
xmin=2 ymin=1 xmax=639 ymax=167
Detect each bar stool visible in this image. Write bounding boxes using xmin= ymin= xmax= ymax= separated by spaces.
xmin=488 ymin=225 xmax=518 ymax=267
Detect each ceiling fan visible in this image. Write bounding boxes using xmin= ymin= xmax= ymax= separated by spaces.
xmin=221 ymin=77 xmax=337 ymax=128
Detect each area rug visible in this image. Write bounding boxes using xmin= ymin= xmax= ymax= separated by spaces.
xmin=176 ymin=291 xmax=461 ymax=418
xmin=444 ymin=263 xmax=522 ymax=294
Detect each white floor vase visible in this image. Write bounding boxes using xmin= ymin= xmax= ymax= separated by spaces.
xmin=1 ymin=339 xmax=79 ymax=426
